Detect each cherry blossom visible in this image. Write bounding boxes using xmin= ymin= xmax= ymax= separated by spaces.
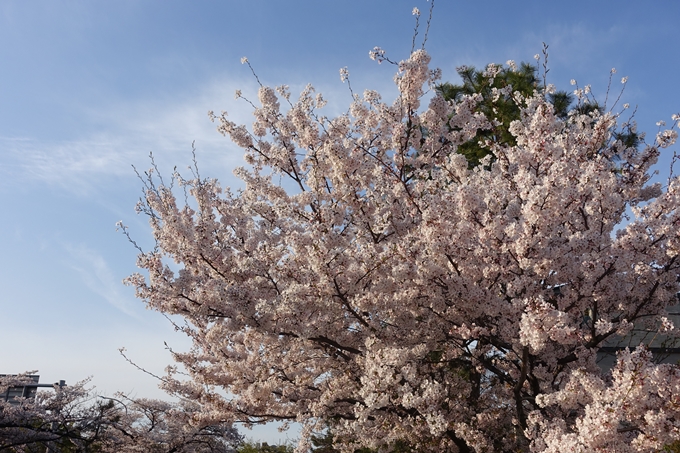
xmin=126 ymin=41 xmax=680 ymax=452
xmin=0 ymin=373 xmax=241 ymax=452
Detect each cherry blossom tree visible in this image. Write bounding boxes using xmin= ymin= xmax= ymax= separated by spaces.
xmin=0 ymin=373 xmax=242 ymax=452
xmin=124 ymin=11 xmax=680 ymax=451
xmin=99 ymin=395 xmax=242 ymax=453
xmin=0 ymin=373 xmax=111 ymax=451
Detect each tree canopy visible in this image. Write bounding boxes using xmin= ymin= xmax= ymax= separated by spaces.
xmin=0 ymin=373 xmax=242 ymax=452
xmin=125 ymin=36 xmax=680 ymax=453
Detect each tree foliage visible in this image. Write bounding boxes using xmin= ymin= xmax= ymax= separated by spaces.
xmin=125 ymin=28 xmax=680 ymax=453
xmin=0 ymin=373 xmax=242 ymax=452
xmin=237 ymin=441 xmax=295 ymax=453
xmin=435 ymin=56 xmax=643 ymax=169
xmin=436 ymin=61 xmax=544 ymax=167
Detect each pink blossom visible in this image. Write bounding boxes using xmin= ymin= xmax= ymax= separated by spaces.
xmin=128 ymin=43 xmax=680 ymax=453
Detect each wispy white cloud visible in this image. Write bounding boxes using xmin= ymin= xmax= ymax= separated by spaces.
xmin=1 ymin=75 xmax=263 ymax=194
xmin=64 ymin=243 xmax=140 ymax=318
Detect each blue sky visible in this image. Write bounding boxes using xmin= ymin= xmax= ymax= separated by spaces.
xmin=1 ymin=0 xmax=679 ymax=444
